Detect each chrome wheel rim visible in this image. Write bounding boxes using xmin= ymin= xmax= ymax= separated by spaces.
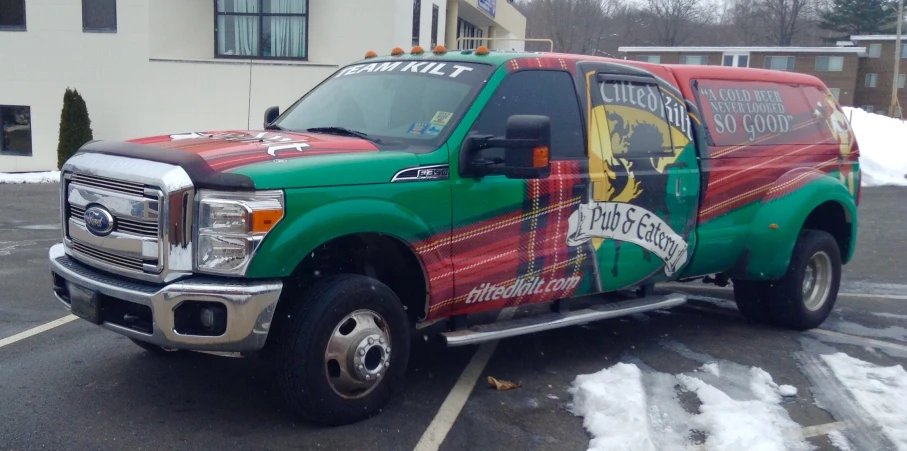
xmin=802 ymin=251 xmax=833 ymax=311
xmin=324 ymin=309 xmax=392 ymax=400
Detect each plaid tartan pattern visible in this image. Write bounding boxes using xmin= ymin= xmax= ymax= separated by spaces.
xmin=416 ymin=161 xmax=590 ymax=319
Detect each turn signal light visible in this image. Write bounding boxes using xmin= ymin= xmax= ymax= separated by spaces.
xmin=391 ymin=47 xmax=405 ymax=56
xmin=412 ymin=46 xmax=425 ymax=55
xmin=475 ymin=45 xmax=490 ymax=55
xmin=251 ymin=209 xmax=285 ymax=233
xmin=433 ymin=45 xmax=447 ymax=54
xmin=364 ymin=50 xmax=378 ymax=58
xmin=533 ymin=146 xmax=550 ymax=168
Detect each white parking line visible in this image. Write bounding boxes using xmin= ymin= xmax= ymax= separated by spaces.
xmin=0 ymin=315 xmax=79 ymax=349
xmin=811 ymin=328 xmax=907 ymax=353
xmin=413 ymin=307 xmax=516 ymax=451
xmin=684 ymin=421 xmax=850 ymax=450
xmin=662 ymin=283 xmax=907 ymax=301
xmin=801 ymin=421 xmax=849 ymax=438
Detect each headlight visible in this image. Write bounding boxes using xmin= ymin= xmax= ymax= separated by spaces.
xmin=196 ymin=190 xmax=285 ymax=275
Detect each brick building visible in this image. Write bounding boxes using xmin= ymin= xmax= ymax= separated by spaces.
xmin=846 ymin=35 xmax=907 ymax=115
xmin=619 ymin=37 xmax=907 ymax=116
xmin=617 ymin=45 xmax=865 ymax=107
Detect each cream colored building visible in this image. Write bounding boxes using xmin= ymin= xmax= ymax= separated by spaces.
xmin=0 ymin=0 xmax=526 ymax=173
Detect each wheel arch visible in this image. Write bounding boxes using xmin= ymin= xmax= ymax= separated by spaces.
xmin=248 ymin=197 xmax=438 ymax=323
xmin=732 ymin=171 xmax=857 ymax=280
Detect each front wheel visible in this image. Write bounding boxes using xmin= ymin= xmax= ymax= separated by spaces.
xmin=732 ymin=230 xmax=842 ymax=330
xmin=273 ymin=274 xmax=411 ymax=426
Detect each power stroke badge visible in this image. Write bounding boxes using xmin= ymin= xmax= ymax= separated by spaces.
xmin=566 ymin=202 xmax=689 ymax=276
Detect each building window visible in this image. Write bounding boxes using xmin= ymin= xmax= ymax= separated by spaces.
xmin=861 ymin=105 xmax=874 ymax=113
xmin=829 ymin=88 xmax=840 ymax=99
xmin=865 ymin=73 xmax=878 ymax=88
xmin=215 ymin=0 xmax=308 ymax=60
xmin=680 ymin=55 xmax=707 ymax=65
xmin=457 ymin=18 xmax=483 ymax=49
xmin=636 ymin=55 xmax=661 ymax=63
xmin=0 ymin=0 xmax=26 ymax=30
xmin=868 ymin=43 xmax=882 ymax=58
xmin=431 ymin=4 xmax=439 ymax=47
xmin=412 ymin=0 xmax=420 ymax=46
xmin=901 ymin=45 xmax=907 ymax=58
xmin=723 ymin=53 xmax=749 ymax=67
xmin=816 ymin=56 xmax=844 ymax=71
xmin=764 ymin=56 xmax=795 ymax=71
xmin=0 ymin=105 xmax=32 ymax=156
xmin=900 ymin=74 xmax=906 ymax=89
xmin=83 ymin=0 xmax=116 ymax=32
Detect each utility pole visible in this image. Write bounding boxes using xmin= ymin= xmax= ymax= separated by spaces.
xmin=891 ymin=0 xmax=904 ymax=118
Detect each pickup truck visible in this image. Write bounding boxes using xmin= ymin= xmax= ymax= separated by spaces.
xmin=49 ymin=45 xmax=860 ymax=426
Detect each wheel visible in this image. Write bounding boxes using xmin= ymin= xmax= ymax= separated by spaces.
xmin=732 ymin=279 xmax=773 ymax=325
xmin=766 ymin=230 xmax=841 ymax=330
xmin=273 ymin=274 xmax=411 ymax=426
xmin=130 ymin=338 xmax=181 ymax=355
xmin=732 ymin=230 xmax=841 ymax=330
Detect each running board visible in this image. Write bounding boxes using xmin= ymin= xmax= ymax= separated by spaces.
xmin=440 ymin=293 xmax=688 ymax=347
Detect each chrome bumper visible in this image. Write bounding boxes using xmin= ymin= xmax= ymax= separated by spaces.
xmin=49 ymin=243 xmax=283 ymax=353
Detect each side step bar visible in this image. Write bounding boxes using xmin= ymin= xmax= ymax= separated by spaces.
xmin=440 ymin=293 xmax=687 ymax=347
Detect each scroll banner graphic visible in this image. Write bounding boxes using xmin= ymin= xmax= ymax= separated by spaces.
xmin=566 ymin=202 xmax=689 ymax=276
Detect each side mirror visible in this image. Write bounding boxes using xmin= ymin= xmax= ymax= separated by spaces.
xmin=459 ymin=115 xmax=552 ymax=180
xmin=263 ymin=106 xmax=280 ymax=128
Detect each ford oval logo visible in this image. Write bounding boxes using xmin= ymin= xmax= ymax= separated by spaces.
xmin=84 ymin=206 xmax=115 ymax=236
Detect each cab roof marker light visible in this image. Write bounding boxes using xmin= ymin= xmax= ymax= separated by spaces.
xmin=391 ymin=47 xmax=405 ymax=56
xmin=411 ymin=46 xmax=425 ymax=55
xmin=364 ymin=50 xmax=378 ymax=59
xmin=433 ymin=45 xmax=447 ymax=55
xmin=475 ymin=45 xmax=490 ymax=56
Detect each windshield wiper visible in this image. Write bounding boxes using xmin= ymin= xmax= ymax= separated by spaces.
xmin=264 ymin=124 xmax=284 ymax=131
xmin=306 ymin=126 xmax=381 ymax=144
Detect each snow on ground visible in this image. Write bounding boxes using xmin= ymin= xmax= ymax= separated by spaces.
xmin=827 ymin=430 xmax=853 ymax=451
xmin=821 ymin=352 xmax=907 ymax=450
xmin=843 ymin=107 xmax=907 ymax=187
xmin=0 ymin=171 xmax=60 ymax=184
xmin=568 ymin=358 xmax=809 ymax=451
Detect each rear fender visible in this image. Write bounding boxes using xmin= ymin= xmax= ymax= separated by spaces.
xmin=735 ymin=169 xmax=857 ymax=280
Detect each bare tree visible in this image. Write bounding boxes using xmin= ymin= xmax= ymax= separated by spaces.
xmin=727 ymin=0 xmax=762 ymax=45
xmin=642 ymin=0 xmax=711 ymax=46
xmin=520 ymin=0 xmax=623 ymax=54
xmin=756 ymin=0 xmax=813 ymax=46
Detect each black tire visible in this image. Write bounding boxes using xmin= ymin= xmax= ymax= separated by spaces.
xmin=273 ymin=274 xmax=411 ymax=426
xmin=130 ymin=338 xmax=182 ymax=355
xmin=732 ymin=279 xmax=774 ymax=325
xmin=732 ymin=230 xmax=841 ymax=330
xmin=765 ymin=230 xmax=842 ymax=330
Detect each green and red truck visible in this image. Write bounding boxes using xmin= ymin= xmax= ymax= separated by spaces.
xmin=49 ymin=45 xmax=860 ymax=425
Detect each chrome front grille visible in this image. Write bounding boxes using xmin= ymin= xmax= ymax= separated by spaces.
xmin=70 ymin=204 xmax=159 ymax=237
xmin=70 ymin=240 xmax=145 ymax=272
xmin=61 ymin=152 xmax=196 ymax=284
xmin=69 ymin=173 xmax=146 ymax=197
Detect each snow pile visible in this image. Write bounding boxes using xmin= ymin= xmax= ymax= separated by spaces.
xmin=843 ymin=107 xmax=907 ymax=187
xmin=821 ymin=352 xmax=907 ymax=450
xmin=568 ymin=361 xmax=808 ymax=451
xmin=0 ymin=171 xmax=60 ymax=184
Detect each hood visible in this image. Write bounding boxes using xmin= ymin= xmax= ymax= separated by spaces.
xmin=75 ymin=130 xmax=422 ymax=190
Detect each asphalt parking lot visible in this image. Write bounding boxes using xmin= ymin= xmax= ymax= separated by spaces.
xmin=1 ymin=183 xmax=905 ymax=451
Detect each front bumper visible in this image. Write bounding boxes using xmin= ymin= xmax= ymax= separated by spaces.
xmin=49 ymin=243 xmax=283 ymax=353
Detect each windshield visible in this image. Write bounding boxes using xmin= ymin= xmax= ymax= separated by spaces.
xmin=274 ymin=60 xmax=495 ymax=151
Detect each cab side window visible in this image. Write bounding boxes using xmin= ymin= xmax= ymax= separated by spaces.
xmin=469 ymin=70 xmax=585 ymax=160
